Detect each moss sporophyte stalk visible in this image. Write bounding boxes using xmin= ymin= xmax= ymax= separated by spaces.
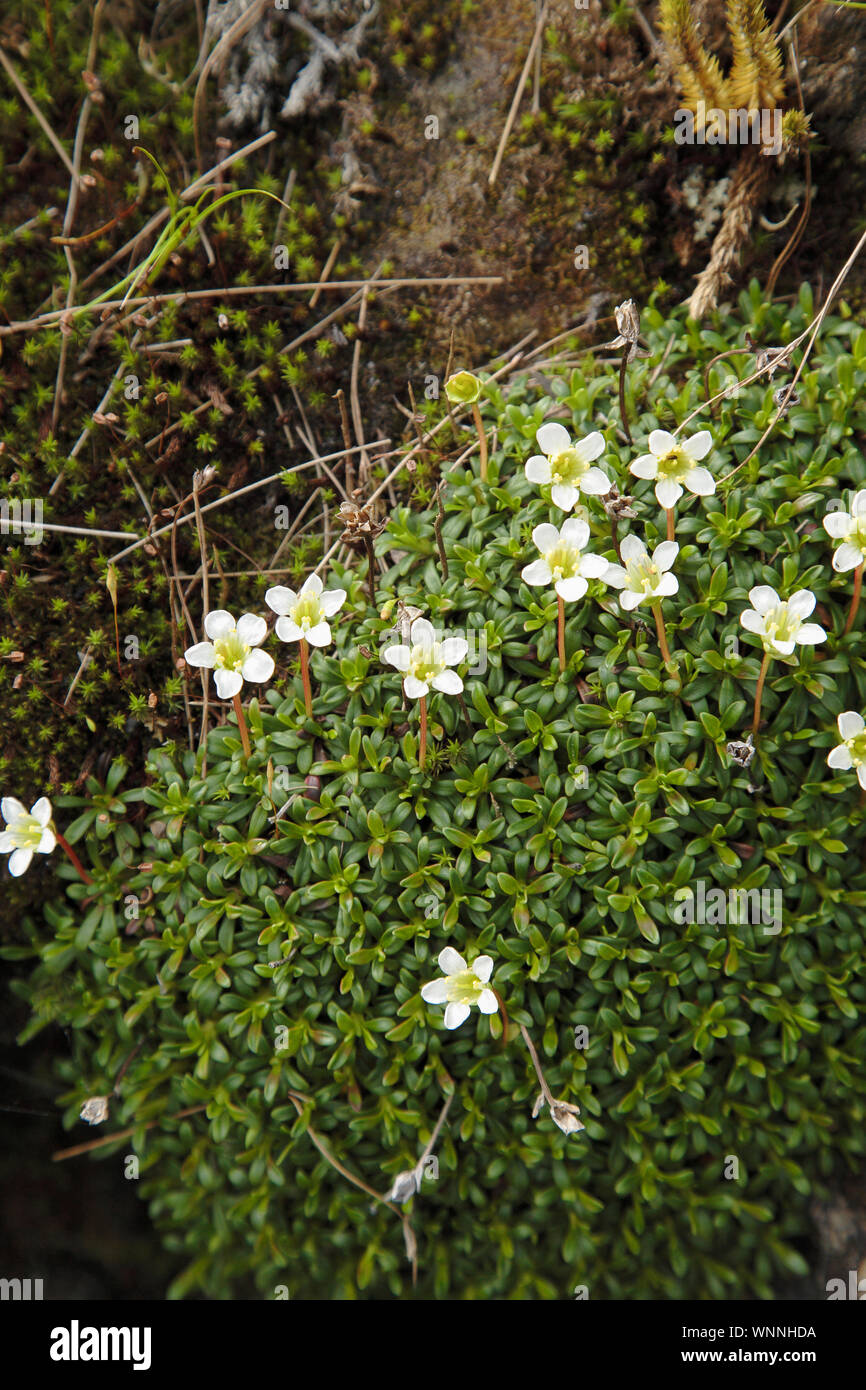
xmin=10 ymin=282 xmax=866 ymax=1300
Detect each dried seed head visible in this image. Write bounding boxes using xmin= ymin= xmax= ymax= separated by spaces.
xmin=384 ymin=1170 xmax=419 ymax=1204
xmin=338 ymin=498 xmax=385 ymax=546
xmin=727 ymin=735 xmax=756 ymax=768
xmin=80 ymin=1096 xmax=109 ymax=1125
xmin=614 ymin=298 xmax=641 ymax=344
xmin=602 ymin=483 xmax=637 ymax=520
xmin=533 ymin=1092 xmax=585 ymax=1135
xmin=549 ymin=1100 xmax=585 ymax=1135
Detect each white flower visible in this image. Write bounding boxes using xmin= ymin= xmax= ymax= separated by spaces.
xmin=521 ymin=518 xmax=609 ymax=602
xmin=605 ymin=534 xmax=679 ymax=610
xmin=525 ymin=423 xmax=612 ymax=512
xmin=383 ymin=617 xmax=468 ymax=700
xmin=420 ymin=948 xmax=497 ymax=1029
xmin=822 ymin=492 xmax=866 ymax=572
xmin=629 ymin=428 xmax=715 ymax=509
xmin=265 ymin=574 xmax=347 ymax=647
xmin=184 ymin=610 xmax=275 ymax=700
xmin=827 ymin=711 xmax=866 ymax=788
xmin=0 ymin=796 xmax=56 ymax=877
xmin=739 ymin=586 xmax=826 ymax=657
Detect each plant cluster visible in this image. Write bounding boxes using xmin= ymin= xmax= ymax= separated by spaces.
xmin=7 ymin=283 xmax=866 ymax=1298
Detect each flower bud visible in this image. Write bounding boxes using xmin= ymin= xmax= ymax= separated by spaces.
xmin=444 ymin=371 xmax=482 ymax=405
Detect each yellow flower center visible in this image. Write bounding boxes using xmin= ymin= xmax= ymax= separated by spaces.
xmin=762 ymin=604 xmax=797 ymax=644
xmin=446 ymin=970 xmax=486 ymax=1005
xmin=291 ymin=592 xmax=323 ymax=633
xmin=847 ymin=732 xmax=866 ymax=763
xmin=213 ymin=631 xmax=250 ymax=671
xmin=544 ymin=543 xmax=580 ymax=581
xmin=625 ymin=556 xmax=659 ymax=593
xmin=849 ymin=517 xmax=866 ymax=552
xmin=549 ymin=449 xmax=588 ymax=487
xmin=10 ymin=813 xmax=45 ymax=851
xmin=656 ymin=447 xmax=690 ymax=480
xmin=409 ymin=644 xmax=444 ymax=685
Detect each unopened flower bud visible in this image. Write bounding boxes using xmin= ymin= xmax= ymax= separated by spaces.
xmin=444 ymin=370 xmax=482 ymax=405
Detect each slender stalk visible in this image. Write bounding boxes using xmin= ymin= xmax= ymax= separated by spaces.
xmin=666 ymin=507 xmax=675 ymax=542
xmin=618 ymin=349 xmax=632 ymax=444
xmin=470 ymin=401 xmax=488 ymax=482
xmin=651 ymin=603 xmax=672 ymax=664
xmin=192 ymin=471 xmax=212 ymax=755
xmin=419 ymin=695 xmax=428 ymax=769
xmin=363 ymin=534 xmax=376 ymax=606
xmin=299 ymin=639 xmax=313 ymax=717
xmin=232 ymin=692 xmax=251 ymax=757
xmin=751 ymin=650 xmax=771 ymax=738
xmin=434 ymin=482 xmax=449 ymax=581
xmin=520 ymin=1023 xmax=553 ymax=1104
xmin=53 ymin=1105 xmax=206 ymax=1162
xmin=55 ymin=832 xmax=94 ymax=885
xmin=491 ymin=987 xmax=511 ymax=1048
xmin=610 ymin=516 xmax=623 ymax=564
xmin=844 ymin=562 xmax=863 ymax=635
xmin=557 ymin=596 xmax=566 ymax=672
xmin=455 ymin=690 xmax=474 ymax=731
xmin=412 ymin=1092 xmax=454 ymax=1186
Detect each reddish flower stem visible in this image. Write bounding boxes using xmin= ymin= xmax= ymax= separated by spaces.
xmin=232 ymin=693 xmax=251 ymax=757
xmin=751 ymin=651 xmax=771 ymax=738
xmin=651 ymin=603 xmax=672 ymax=664
xmin=471 ymin=402 xmax=488 ymax=482
xmin=844 ymin=562 xmax=863 ymax=635
xmin=55 ymin=832 xmax=94 ymax=885
xmin=299 ymin=638 xmax=313 ymax=717
xmin=666 ymin=507 xmax=675 ymax=542
xmin=419 ymin=695 xmax=428 ymax=769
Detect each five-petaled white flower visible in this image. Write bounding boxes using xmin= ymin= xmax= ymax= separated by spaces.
xmin=265 ymin=574 xmax=347 ymax=647
xmin=525 ymin=423 xmax=612 ymax=512
xmin=383 ymin=617 xmax=468 ymax=700
xmin=184 ymin=610 xmax=275 ymax=700
xmin=629 ymin=429 xmax=715 ymax=510
xmin=1 ymin=796 xmax=55 ymax=877
xmin=521 ymin=519 xmax=609 ymax=602
xmin=739 ymin=586 xmax=826 ymax=657
xmin=822 ymin=493 xmax=866 ymax=572
xmin=606 ymin=535 xmax=679 ymax=610
xmin=420 ymin=947 xmax=497 ymax=1029
xmin=827 ymin=711 xmax=866 ymax=788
